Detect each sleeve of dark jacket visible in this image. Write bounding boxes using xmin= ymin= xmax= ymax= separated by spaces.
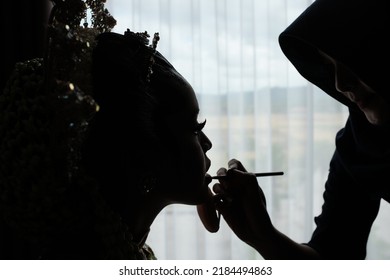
xmin=307 ymin=115 xmax=382 ymax=259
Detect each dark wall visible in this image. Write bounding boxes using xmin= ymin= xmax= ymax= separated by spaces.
xmin=1 ymin=0 xmax=50 ymax=92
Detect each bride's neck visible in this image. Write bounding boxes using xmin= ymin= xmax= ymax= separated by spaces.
xmin=122 ymin=194 xmax=167 ymax=247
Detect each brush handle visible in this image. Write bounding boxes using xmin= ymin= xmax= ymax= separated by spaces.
xmin=211 ymin=171 xmax=284 ymax=180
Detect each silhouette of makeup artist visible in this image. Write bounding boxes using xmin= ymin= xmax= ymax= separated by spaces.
xmin=210 ymin=0 xmax=390 ymax=259
xmin=0 ymin=0 xmax=213 ymax=259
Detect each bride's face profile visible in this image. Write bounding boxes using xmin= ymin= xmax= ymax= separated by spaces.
xmin=156 ymin=75 xmax=212 ymax=205
xmin=89 ymin=32 xmax=213 ymax=210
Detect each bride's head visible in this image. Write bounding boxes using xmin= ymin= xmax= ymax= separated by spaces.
xmin=82 ymin=30 xmax=212 ymax=217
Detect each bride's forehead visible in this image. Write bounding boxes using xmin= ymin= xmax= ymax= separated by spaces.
xmin=154 ymin=69 xmax=194 ymax=96
xmin=158 ymin=81 xmax=198 ymax=116
xmin=152 ymin=54 xmax=198 ymax=108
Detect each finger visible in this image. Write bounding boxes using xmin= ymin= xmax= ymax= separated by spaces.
xmin=213 ymin=183 xmax=232 ymax=205
xmin=216 ymin=168 xmax=266 ymax=217
xmin=212 ymin=183 xmax=223 ymax=194
xmin=215 ymin=199 xmax=245 ymax=238
xmin=197 ymin=188 xmax=220 ymax=233
xmin=216 ymin=167 xmax=227 ymax=176
xmin=226 ymin=169 xmax=268 ymax=208
xmin=224 ymin=168 xmax=253 ymax=191
xmin=213 ymin=183 xmax=231 ymax=205
xmin=228 ymin=158 xmax=248 ymax=172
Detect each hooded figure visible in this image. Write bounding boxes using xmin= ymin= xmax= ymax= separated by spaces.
xmin=279 ymin=0 xmax=390 ymax=259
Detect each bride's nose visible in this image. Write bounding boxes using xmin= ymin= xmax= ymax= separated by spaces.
xmin=199 ymin=131 xmax=212 ymax=152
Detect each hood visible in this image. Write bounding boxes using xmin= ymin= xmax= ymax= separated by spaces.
xmin=278 ymin=0 xmax=388 ymax=108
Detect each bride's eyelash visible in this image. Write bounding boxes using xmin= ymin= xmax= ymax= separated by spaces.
xmin=194 ymin=119 xmax=206 ymax=134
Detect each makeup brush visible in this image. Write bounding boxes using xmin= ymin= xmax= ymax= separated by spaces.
xmin=211 ymin=171 xmax=284 ymax=180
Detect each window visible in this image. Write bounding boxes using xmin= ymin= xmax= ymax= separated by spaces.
xmin=107 ymin=0 xmax=390 ymax=260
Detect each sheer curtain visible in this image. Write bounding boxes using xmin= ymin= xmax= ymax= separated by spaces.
xmin=107 ymin=0 xmax=390 ymax=260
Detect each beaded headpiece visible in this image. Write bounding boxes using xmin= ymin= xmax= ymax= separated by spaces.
xmin=123 ymin=29 xmax=160 ymax=82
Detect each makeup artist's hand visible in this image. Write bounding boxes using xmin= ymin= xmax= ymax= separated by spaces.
xmin=213 ymin=159 xmax=273 ymax=251
xmin=197 ymin=175 xmax=220 ymax=233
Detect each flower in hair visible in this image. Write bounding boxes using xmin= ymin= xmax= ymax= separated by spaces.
xmin=123 ymin=28 xmax=161 ymax=82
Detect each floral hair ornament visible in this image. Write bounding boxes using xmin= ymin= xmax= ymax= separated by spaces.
xmin=123 ymin=28 xmax=160 ymax=83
